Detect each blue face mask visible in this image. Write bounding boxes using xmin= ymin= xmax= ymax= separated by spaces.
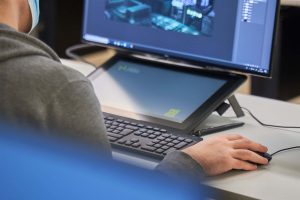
xmin=27 ymin=0 xmax=40 ymax=32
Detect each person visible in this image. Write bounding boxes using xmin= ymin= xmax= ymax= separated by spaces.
xmin=0 ymin=0 xmax=269 ymax=179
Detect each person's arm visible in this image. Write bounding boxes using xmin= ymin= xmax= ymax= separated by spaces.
xmin=156 ymin=150 xmax=205 ymax=180
xmin=156 ymin=134 xmax=269 ymax=179
xmin=46 ymin=80 xmax=112 ymax=157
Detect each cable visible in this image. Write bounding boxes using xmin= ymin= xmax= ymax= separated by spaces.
xmin=65 ymin=44 xmax=97 ymax=67
xmin=271 ymin=146 xmax=300 ymax=156
xmin=241 ymin=107 xmax=300 ymax=129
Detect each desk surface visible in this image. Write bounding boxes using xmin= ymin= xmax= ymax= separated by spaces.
xmin=205 ymin=94 xmax=300 ymax=200
xmin=67 ymin=56 xmax=300 ymax=200
xmin=112 ymin=94 xmax=300 ymax=200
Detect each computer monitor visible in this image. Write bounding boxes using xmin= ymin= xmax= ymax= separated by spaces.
xmin=82 ymin=0 xmax=279 ymax=77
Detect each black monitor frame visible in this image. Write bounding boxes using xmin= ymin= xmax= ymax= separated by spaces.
xmin=82 ymin=0 xmax=281 ymax=78
xmin=88 ymin=55 xmax=247 ymax=132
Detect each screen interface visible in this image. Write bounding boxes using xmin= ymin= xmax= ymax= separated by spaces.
xmin=83 ymin=0 xmax=278 ymax=76
xmin=92 ymin=60 xmax=227 ymax=123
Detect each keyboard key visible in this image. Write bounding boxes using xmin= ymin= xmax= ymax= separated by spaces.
xmin=154 ymin=132 xmax=162 ymax=136
xmin=172 ymin=140 xmax=180 ymax=144
xmin=117 ymin=127 xmax=124 ymax=131
xmin=152 ymin=139 xmax=161 ymax=143
xmin=170 ymin=136 xmax=178 ymax=140
xmin=138 ymin=124 xmax=145 ymax=128
xmin=125 ymin=125 xmax=139 ymax=131
xmin=125 ymin=141 xmax=133 ymax=146
xmin=165 ymin=138 xmax=173 ymax=142
xmin=178 ymin=137 xmax=185 ymax=141
xmin=112 ymin=130 xmax=120 ymax=134
xmin=148 ymin=134 xmax=157 ymax=139
xmin=130 ymin=123 xmax=138 ymax=126
xmin=146 ymin=142 xmax=155 ymax=146
xmin=117 ymin=139 xmax=126 ymax=144
xmin=112 ymin=122 xmax=119 ymax=126
xmin=107 ymin=128 xmax=113 ymax=132
xmin=124 ymin=121 xmax=130 ymax=124
xmin=141 ymin=133 xmax=149 ymax=137
xmin=174 ymin=142 xmax=188 ymax=149
xmin=108 ymin=136 xmax=118 ymax=142
xmin=154 ymin=144 xmax=162 ymax=148
xmin=162 ymin=134 xmax=171 ymax=138
xmin=117 ymin=119 xmax=124 ymax=123
xmin=163 ymin=148 xmax=177 ymax=155
xmin=134 ymin=131 xmax=143 ymax=136
xmin=140 ymin=128 xmax=147 ymax=132
xmin=132 ymin=143 xmax=141 ymax=148
xmin=141 ymin=146 xmax=156 ymax=152
xmin=157 ymin=136 xmax=165 ymax=140
xmin=156 ymin=149 xmax=164 ymax=154
xmin=146 ymin=126 xmax=153 ymax=130
xmin=106 ymin=121 xmax=113 ymax=125
xmin=107 ymin=117 xmax=114 ymax=121
xmin=147 ymin=130 xmax=154 ymax=134
xmin=107 ymin=132 xmax=123 ymax=139
xmin=130 ymin=138 xmax=139 ymax=143
xmin=167 ymin=143 xmax=175 ymax=147
xmin=160 ymin=129 xmax=167 ymax=133
xmin=153 ymin=128 xmax=160 ymax=131
xmin=161 ymin=146 xmax=170 ymax=150
xmin=160 ymin=141 xmax=167 ymax=145
xmin=119 ymin=124 xmax=126 ymax=127
xmin=119 ymin=129 xmax=133 ymax=136
xmin=110 ymin=125 xmax=117 ymax=129
xmin=185 ymin=139 xmax=193 ymax=143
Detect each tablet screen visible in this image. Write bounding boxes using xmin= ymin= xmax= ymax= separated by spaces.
xmin=92 ymin=59 xmax=227 ymax=123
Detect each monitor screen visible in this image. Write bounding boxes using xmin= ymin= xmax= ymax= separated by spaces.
xmin=82 ymin=0 xmax=279 ymax=77
xmin=90 ymin=58 xmax=228 ymax=123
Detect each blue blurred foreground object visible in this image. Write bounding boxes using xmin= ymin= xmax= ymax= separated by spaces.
xmin=0 ymin=123 xmax=205 ymax=200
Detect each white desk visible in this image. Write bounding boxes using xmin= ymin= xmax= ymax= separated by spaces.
xmin=113 ymin=94 xmax=300 ymax=200
xmin=67 ymin=60 xmax=300 ymax=199
xmin=204 ymin=94 xmax=300 ymax=200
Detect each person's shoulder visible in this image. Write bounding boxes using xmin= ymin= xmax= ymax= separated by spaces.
xmin=18 ymin=55 xmax=89 ymax=85
xmin=3 ymin=55 xmax=92 ymax=104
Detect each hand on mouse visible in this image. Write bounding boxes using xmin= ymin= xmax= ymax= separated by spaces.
xmin=182 ymin=134 xmax=269 ymax=176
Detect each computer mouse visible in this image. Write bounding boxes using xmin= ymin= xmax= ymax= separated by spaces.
xmin=256 ymin=152 xmax=272 ymax=162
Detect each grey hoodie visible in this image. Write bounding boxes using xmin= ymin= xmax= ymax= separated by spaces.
xmin=0 ymin=24 xmax=203 ymax=179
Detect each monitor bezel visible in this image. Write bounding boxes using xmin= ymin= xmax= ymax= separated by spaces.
xmin=82 ymin=0 xmax=281 ymax=78
xmin=88 ymin=55 xmax=247 ymax=132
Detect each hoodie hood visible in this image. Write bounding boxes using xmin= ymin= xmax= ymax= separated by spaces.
xmin=0 ymin=24 xmax=60 ymax=63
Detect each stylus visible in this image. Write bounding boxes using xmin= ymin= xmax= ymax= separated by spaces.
xmin=196 ymin=122 xmax=245 ymax=136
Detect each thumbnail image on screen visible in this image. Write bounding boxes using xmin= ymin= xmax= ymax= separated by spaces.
xmin=105 ymin=0 xmax=215 ymax=36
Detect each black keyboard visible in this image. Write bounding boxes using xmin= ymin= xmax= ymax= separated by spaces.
xmin=104 ymin=115 xmax=201 ymax=160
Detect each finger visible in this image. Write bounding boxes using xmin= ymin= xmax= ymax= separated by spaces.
xmin=232 ymin=159 xmax=258 ymax=171
xmin=232 ymin=150 xmax=269 ymax=165
xmin=231 ymin=138 xmax=268 ymax=152
xmin=224 ymin=134 xmax=244 ymax=141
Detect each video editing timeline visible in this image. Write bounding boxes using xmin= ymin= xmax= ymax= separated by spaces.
xmin=105 ymin=0 xmax=215 ymax=37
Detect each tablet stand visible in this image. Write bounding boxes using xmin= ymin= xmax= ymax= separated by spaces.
xmin=215 ymin=95 xmax=245 ymax=118
xmin=194 ymin=95 xmax=245 ymax=136
xmin=227 ymin=95 xmax=245 ymax=117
